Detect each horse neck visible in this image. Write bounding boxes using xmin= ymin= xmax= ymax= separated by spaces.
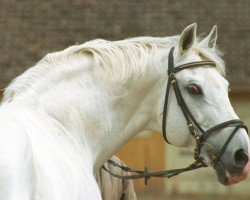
xmin=33 ymin=48 xmax=168 ymax=171
xmin=93 ymin=76 xmax=166 ymax=171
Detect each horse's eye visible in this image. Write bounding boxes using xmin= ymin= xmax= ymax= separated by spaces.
xmin=187 ymin=84 xmax=203 ymax=95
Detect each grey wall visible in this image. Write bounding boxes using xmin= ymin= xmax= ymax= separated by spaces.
xmin=1 ymin=0 xmax=250 ymax=86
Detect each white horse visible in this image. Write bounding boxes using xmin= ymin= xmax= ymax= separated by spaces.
xmin=0 ymin=23 xmax=249 ymax=199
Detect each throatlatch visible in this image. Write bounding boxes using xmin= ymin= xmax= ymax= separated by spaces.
xmin=102 ymin=47 xmax=248 ymax=185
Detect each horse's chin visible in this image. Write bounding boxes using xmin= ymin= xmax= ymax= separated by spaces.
xmin=215 ymin=160 xmax=250 ymax=186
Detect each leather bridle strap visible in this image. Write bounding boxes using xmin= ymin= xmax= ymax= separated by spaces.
xmin=162 ymin=47 xmax=215 ymax=143
xmin=212 ymin=124 xmax=246 ymax=168
xmin=199 ymin=120 xmax=248 ymax=143
xmin=102 ymin=158 xmax=206 ymax=185
xmin=168 ymin=61 xmax=216 ymax=74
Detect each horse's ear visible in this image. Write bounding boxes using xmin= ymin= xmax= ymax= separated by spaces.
xmin=200 ymin=25 xmax=217 ymax=48
xmin=178 ymin=23 xmax=197 ymax=55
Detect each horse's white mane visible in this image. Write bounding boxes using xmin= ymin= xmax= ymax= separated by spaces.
xmin=2 ymin=36 xmax=225 ymax=102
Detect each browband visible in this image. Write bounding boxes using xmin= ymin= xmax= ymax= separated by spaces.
xmin=168 ymin=61 xmax=216 ymax=75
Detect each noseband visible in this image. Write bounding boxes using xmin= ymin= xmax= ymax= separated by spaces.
xmin=102 ymin=47 xmax=248 ymax=185
xmin=162 ymin=47 xmax=248 ymax=168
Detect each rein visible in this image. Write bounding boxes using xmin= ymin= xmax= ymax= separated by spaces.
xmin=102 ymin=47 xmax=248 ymax=185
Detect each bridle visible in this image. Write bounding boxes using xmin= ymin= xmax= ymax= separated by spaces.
xmin=162 ymin=47 xmax=248 ymax=168
xmin=102 ymin=47 xmax=248 ymax=185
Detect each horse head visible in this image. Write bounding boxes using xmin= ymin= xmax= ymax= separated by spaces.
xmin=162 ymin=23 xmax=250 ymax=185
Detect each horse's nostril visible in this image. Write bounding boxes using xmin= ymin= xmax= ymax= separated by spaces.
xmin=234 ymin=149 xmax=249 ymax=168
